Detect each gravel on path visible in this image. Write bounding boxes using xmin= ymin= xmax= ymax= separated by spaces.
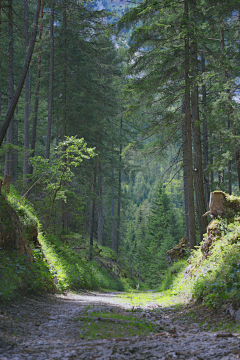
xmin=0 ymin=292 xmax=240 ymax=359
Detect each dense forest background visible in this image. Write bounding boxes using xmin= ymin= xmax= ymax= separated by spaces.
xmin=1 ymin=0 xmax=240 ymax=288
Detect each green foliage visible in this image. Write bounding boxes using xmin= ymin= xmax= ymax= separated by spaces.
xmin=40 ymin=232 xmax=132 ymax=292
xmin=159 ymin=259 xmax=187 ymax=292
xmin=0 ymin=248 xmax=55 ymax=301
xmin=158 ymin=218 xmax=240 ymax=309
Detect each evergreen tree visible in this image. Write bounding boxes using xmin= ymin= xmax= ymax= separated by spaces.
xmin=146 ymin=183 xmax=183 ymax=287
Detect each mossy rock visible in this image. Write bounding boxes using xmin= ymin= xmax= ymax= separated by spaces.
xmin=166 ymin=236 xmax=187 ymax=264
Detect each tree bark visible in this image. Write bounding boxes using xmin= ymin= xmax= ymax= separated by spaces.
xmin=30 ymin=0 xmax=44 ymax=167
xmin=182 ymin=102 xmax=190 ymax=247
xmin=4 ymin=0 xmax=14 ymax=179
xmin=190 ymin=6 xmax=207 ymax=242
xmin=116 ymin=117 xmax=122 ymax=254
xmin=235 ymin=10 xmax=240 ymax=192
xmin=90 ymin=165 xmax=97 ymax=260
xmin=201 ymin=56 xmax=210 ymax=208
xmin=184 ymin=0 xmax=196 ymax=249
xmin=97 ymin=165 xmax=103 ymax=246
xmin=61 ymin=1 xmax=67 ymax=234
xmin=23 ymin=0 xmax=30 ymax=182
xmin=46 ymin=0 xmax=54 ymax=159
xmin=0 ymin=0 xmax=41 ymax=147
xmin=111 ymin=168 xmax=115 ymax=251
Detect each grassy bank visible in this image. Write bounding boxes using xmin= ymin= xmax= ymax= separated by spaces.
xmin=0 ymin=187 xmax=138 ymax=301
xmin=157 ymin=218 xmax=240 ymax=310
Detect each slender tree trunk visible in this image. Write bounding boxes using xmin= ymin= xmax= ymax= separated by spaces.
xmin=201 ymin=56 xmax=210 ymax=208
xmin=182 ymin=102 xmax=190 ymax=247
xmin=184 ymin=0 xmax=196 ymax=249
xmin=23 ymin=0 xmax=30 ymax=183
xmin=116 ymin=117 xmax=122 ymax=254
xmin=0 ymin=0 xmax=1 ymax=117
xmin=228 ymin=123 xmax=232 ymax=194
xmin=4 ymin=0 xmax=14 ymax=179
xmin=62 ymin=2 xmax=67 ymax=141
xmin=0 ymin=0 xmax=41 ymax=147
xmin=61 ymin=1 xmax=67 ymax=234
xmin=46 ymin=0 xmax=54 ymax=159
xmin=90 ymin=165 xmax=97 ymax=259
xmin=209 ymin=130 xmax=214 ymax=191
xmin=235 ymin=10 xmax=240 ymax=192
xmin=97 ymin=164 xmax=103 ymax=246
xmin=30 ymin=0 xmax=44 ymax=167
xmin=111 ymin=168 xmax=115 ymax=251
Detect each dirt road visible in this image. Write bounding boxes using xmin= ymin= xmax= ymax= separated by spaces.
xmin=0 ymin=292 xmax=240 ymax=359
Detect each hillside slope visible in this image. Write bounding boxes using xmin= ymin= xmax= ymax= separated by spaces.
xmin=0 ymin=187 xmax=139 ymax=301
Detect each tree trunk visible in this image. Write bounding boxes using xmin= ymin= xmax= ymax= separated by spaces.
xmin=30 ymin=0 xmax=44 ymax=168
xmin=46 ymin=0 xmax=54 ymax=159
xmin=182 ymin=102 xmax=190 ymax=247
xmin=192 ymin=87 xmax=208 ymax=241
xmin=209 ymin=130 xmax=214 ymax=191
xmin=90 ymin=165 xmax=97 ymax=260
xmin=111 ymin=168 xmax=115 ymax=251
xmin=116 ymin=117 xmax=122 ymax=254
xmin=190 ymin=9 xmax=207 ymax=242
xmin=0 ymin=0 xmax=1 ymax=117
xmin=61 ymin=1 xmax=67 ymax=234
xmin=62 ymin=2 xmax=67 ymax=141
xmin=23 ymin=0 xmax=30 ymax=183
xmin=97 ymin=166 xmax=103 ymax=246
xmin=0 ymin=0 xmax=41 ymax=147
xmin=235 ymin=10 xmax=240 ymax=192
xmin=4 ymin=0 xmax=14 ymax=179
xmin=184 ymin=0 xmax=196 ymax=249
xmin=201 ymin=56 xmax=210 ymax=208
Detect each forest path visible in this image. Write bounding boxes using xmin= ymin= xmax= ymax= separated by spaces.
xmin=1 ymin=291 xmax=240 ymax=359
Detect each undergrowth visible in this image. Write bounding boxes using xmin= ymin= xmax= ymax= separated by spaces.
xmin=161 ymin=219 xmax=240 ymax=309
xmin=40 ymin=233 xmax=128 ymax=292
xmin=0 ymin=186 xmax=136 ymax=301
xmin=0 ymin=248 xmax=55 ymax=300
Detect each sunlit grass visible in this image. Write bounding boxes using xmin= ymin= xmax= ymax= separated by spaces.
xmin=76 ymin=310 xmax=158 ymax=339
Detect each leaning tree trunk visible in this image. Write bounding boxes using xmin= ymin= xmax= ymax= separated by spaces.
xmin=30 ymin=0 xmax=44 ymax=168
xmin=23 ymin=0 xmax=30 ymax=183
xmin=46 ymin=0 xmax=54 ymax=159
xmin=184 ymin=0 xmax=196 ymax=249
xmin=0 ymin=0 xmax=41 ymax=147
xmin=4 ymin=0 xmax=14 ymax=179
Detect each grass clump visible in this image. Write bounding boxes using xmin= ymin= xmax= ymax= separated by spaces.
xmin=77 ymin=310 xmax=158 ymax=339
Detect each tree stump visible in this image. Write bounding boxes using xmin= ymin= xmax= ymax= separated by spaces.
xmin=201 ymin=191 xmax=240 ymax=259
